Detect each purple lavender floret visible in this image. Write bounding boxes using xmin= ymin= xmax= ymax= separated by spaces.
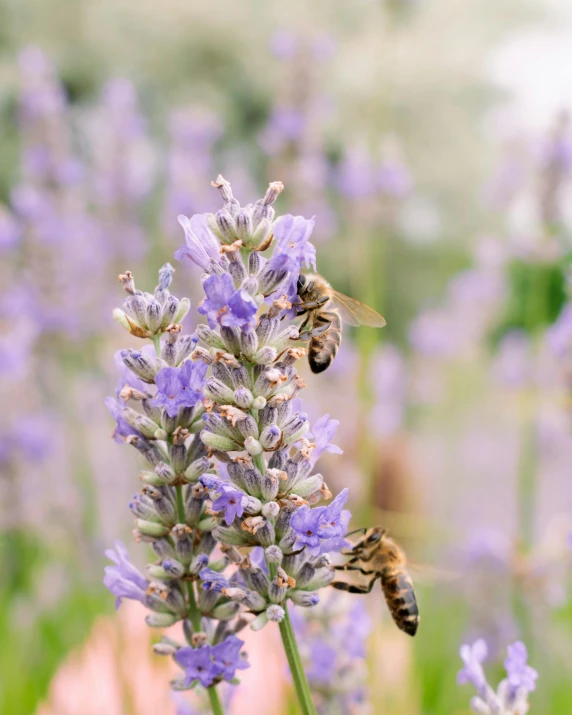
xmin=104 ymin=396 xmax=142 ymax=442
xmin=175 ymin=646 xmax=224 ymax=688
xmin=203 ymin=479 xmax=246 ymax=525
xmin=175 ymin=636 xmax=248 ymax=688
xmin=151 ymin=361 xmax=207 ymax=417
xmin=290 ymin=506 xmax=326 ymax=551
xmin=308 ymin=414 xmax=343 ymax=467
xmin=198 ymin=273 xmax=257 ymax=329
xmin=291 ymin=489 xmax=351 ymax=555
xmin=199 ymin=568 xmax=231 ymax=593
xmin=270 ymin=214 xmax=316 ymax=303
xmin=114 ymin=350 xmax=149 ymax=396
xmin=104 ymin=541 xmax=148 ymax=609
xmin=175 ymin=213 xmax=225 ymax=273
xmin=211 ymin=636 xmax=249 ymax=681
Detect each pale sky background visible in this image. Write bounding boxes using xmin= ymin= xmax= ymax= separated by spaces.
xmin=488 ymin=0 xmax=572 ymax=131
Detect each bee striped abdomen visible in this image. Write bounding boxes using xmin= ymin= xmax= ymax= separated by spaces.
xmin=381 ymin=569 xmax=419 ymax=636
xmin=309 ymin=310 xmax=342 ymax=374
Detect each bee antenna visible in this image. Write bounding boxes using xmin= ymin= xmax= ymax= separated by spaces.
xmin=345 ymin=527 xmax=367 ymax=538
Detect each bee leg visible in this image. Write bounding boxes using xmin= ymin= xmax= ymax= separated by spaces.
xmin=296 ymin=315 xmax=313 ymax=341
xmin=331 ymin=576 xmax=378 ymax=595
xmin=334 ymin=564 xmax=376 ymax=574
xmin=310 ymin=321 xmax=331 ymax=336
xmin=334 ymin=564 xmax=377 ymax=575
xmin=297 ymin=296 xmax=330 ymax=311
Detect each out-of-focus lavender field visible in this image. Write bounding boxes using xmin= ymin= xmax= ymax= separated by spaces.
xmin=1 ymin=0 xmax=572 ymax=713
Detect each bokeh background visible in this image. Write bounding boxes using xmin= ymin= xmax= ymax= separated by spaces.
xmin=1 ymin=0 xmax=572 ymax=712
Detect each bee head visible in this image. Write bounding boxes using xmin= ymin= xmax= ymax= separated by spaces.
xmin=367 ymin=527 xmax=387 ymax=545
xmin=296 ymin=274 xmax=308 ymax=295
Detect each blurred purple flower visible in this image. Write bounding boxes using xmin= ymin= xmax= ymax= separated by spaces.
xmin=269 ymin=30 xmax=298 ymax=60
xmin=307 ymin=641 xmax=337 ymax=683
xmin=163 ymin=108 xmax=222 ymax=230
xmin=0 ymin=206 xmax=21 ymax=250
xmin=378 ymin=159 xmax=413 ymax=198
xmin=104 ymin=541 xmax=148 ymax=609
xmin=457 ymin=639 xmax=488 ymax=691
xmin=547 ymin=303 xmax=572 ymax=359
xmin=504 ymin=642 xmax=538 ymax=697
xmin=336 ymin=148 xmax=376 ymax=199
xmin=492 ymin=331 xmax=531 ymax=388
xmin=12 ymin=412 xmax=52 ymax=461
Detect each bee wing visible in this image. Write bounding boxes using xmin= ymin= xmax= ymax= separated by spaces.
xmin=330 ymin=291 xmax=387 ymax=328
xmin=407 ymin=561 xmax=461 ymax=585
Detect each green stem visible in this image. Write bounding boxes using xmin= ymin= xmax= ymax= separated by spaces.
xmin=278 ymin=602 xmax=316 ymax=715
xmin=206 ymin=687 xmax=224 ymax=715
xmin=175 ymin=485 xmax=225 ymax=715
xmin=152 ymin=333 xmax=162 ymax=355
xmin=252 ymin=452 xmax=266 ymax=474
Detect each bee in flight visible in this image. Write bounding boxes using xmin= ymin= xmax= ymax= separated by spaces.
xmin=295 ymin=273 xmax=386 ymax=373
xmin=331 ymin=526 xmax=419 ymax=636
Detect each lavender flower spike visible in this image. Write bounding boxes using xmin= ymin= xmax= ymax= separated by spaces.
xmin=457 ymin=638 xmax=538 ymax=714
xmin=106 ymin=264 xmax=249 ymax=709
xmin=106 ymin=177 xmax=361 ymax=714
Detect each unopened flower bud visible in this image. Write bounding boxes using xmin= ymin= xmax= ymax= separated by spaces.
xmin=203 ymin=378 xmax=236 ymax=404
xmin=213 ymin=525 xmax=253 ymax=546
xmin=253 ymin=346 xmax=277 ymax=365
xmin=189 ymin=553 xmax=209 ymax=575
xmin=244 ymin=436 xmax=263 ymax=456
xmin=153 ymin=642 xmax=178 ymax=656
xmin=260 ymin=425 xmax=282 ymax=450
xmin=201 ymin=430 xmax=241 ymax=452
xmin=265 ymin=545 xmax=283 ymax=565
xmin=281 ymin=413 xmax=310 ymax=444
xmin=212 ymin=601 xmax=241 ymax=621
xmin=261 ymin=501 xmax=280 ymax=520
xmin=145 ymin=613 xmax=179 ymax=628
xmin=261 ymin=472 xmax=280 ymax=501
xmin=135 ymin=519 xmax=171 ymax=538
xmin=236 ymin=415 xmax=259 ymax=440
xmin=234 ymin=386 xmax=254 ymax=409
xmin=239 ymin=326 xmax=258 ymax=358
xmin=252 ymin=396 xmax=267 ymax=410
xmin=195 ymin=324 xmax=226 ymax=350
xmin=146 ymin=298 xmax=163 ymax=333
xmin=289 ymin=591 xmax=320 ymax=607
xmin=173 ymin=297 xmax=191 ymax=325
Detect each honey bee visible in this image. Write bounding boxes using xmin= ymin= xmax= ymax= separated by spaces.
xmin=331 ymin=526 xmax=419 ymax=636
xmin=295 ymin=274 xmax=386 ymax=373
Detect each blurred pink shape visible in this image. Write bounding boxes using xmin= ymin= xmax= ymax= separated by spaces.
xmin=36 ymin=602 xmax=287 ymax=715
